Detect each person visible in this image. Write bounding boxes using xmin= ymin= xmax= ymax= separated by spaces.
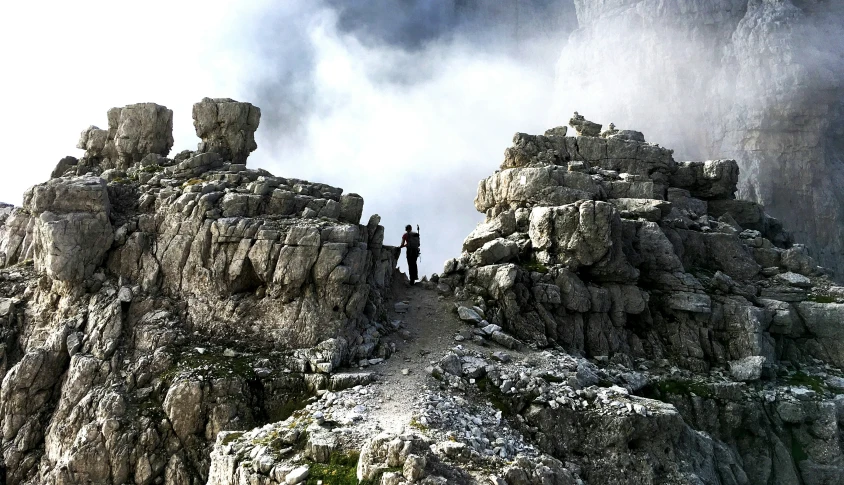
xmin=399 ymin=224 xmax=420 ymax=284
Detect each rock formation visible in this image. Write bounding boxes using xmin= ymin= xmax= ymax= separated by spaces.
xmin=198 ymin=114 xmax=843 ymax=485
xmin=438 ymin=113 xmax=844 ymax=484
xmin=0 ymin=99 xmax=397 ymax=484
xmin=556 ymin=0 xmax=844 ymax=280
xmin=2 ymin=99 xmax=844 ymax=484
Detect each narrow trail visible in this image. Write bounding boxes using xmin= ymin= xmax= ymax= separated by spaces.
xmin=364 ymin=279 xmax=475 ymax=434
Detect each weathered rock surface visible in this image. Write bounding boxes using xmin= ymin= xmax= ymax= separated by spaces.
xmin=4 ymin=96 xmax=844 ymax=485
xmin=77 ymin=103 xmax=174 ymax=171
xmin=192 ymin=98 xmax=261 ymax=164
xmin=440 ymin=117 xmax=844 ymax=484
xmin=0 ymin=100 xmax=397 ymax=484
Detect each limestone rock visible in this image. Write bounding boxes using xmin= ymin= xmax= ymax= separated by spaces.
xmin=729 ymin=356 xmax=766 ymax=382
xmin=569 ymin=112 xmax=602 ymax=137
xmin=670 ymin=160 xmax=739 ymax=200
xmin=192 ymin=97 xmax=261 ymax=164
xmin=475 ymin=166 xmax=599 ymax=213
xmin=26 ymin=177 xmax=113 ymax=282
xmin=50 ymin=156 xmax=78 ymax=179
xmin=112 ymin=103 xmax=174 ymax=167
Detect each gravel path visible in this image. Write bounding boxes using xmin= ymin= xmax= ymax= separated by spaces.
xmin=365 ymin=280 xmax=473 ymax=434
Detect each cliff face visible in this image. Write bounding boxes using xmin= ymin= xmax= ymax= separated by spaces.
xmin=556 ymin=0 xmax=844 ymax=279
xmin=0 ymin=99 xmax=397 ymax=484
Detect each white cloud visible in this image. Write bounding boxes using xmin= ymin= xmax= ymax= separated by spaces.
xmin=0 ymin=1 xmax=563 ymax=278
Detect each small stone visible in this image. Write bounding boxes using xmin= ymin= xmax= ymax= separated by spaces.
xmin=118 ymin=286 xmax=133 ymax=303
xmin=491 ymin=351 xmax=511 ymax=363
xmin=790 ymin=387 xmax=817 ymax=401
xmin=285 ymin=465 xmax=310 ymax=484
xmin=403 ymin=454 xmax=427 ymax=481
xmin=777 ymin=271 xmax=812 ymax=288
xmin=457 ymin=306 xmax=483 ymax=324
xmin=223 ymin=348 xmax=237 ymax=357
xmin=401 ymin=368 xmax=410 ymax=375
xmin=729 ymin=356 xmax=766 ymax=382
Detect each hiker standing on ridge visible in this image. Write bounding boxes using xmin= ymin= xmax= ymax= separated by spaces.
xmin=400 ymin=224 xmax=421 ymax=285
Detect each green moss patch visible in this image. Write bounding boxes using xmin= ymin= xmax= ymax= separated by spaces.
xmin=520 ymin=259 xmax=549 ymax=274
xmin=806 ymin=294 xmax=837 ymax=304
xmin=221 ymin=432 xmax=244 ymax=446
xmin=305 ymin=451 xmax=366 ymax=485
xmin=163 ymin=351 xmax=255 ymax=381
xmin=141 ymin=164 xmax=164 ymax=174
xmin=785 ymin=371 xmax=825 ymax=394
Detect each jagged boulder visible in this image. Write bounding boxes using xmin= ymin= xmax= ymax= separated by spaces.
xmin=670 ymin=160 xmax=740 ymax=200
xmin=111 ymin=103 xmax=174 ymax=167
xmin=475 ymin=166 xmax=599 ymax=213
xmin=569 ymin=112 xmax=601 ymax=137
xmin=192 ymin=97 xmax=261 ymax=164
xmin=24 ymin=176 xmax=113 ymax=282
xmin=529 ymin=200 xmax=638 ymax=281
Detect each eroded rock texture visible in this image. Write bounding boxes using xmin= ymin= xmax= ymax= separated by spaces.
xmin=440 ymin=114 xmax=844 ymax=484
xmin=556 ymin=0 xmax=844 ymax=280
xmin=0 ymin=100 xmax=396 ymax=484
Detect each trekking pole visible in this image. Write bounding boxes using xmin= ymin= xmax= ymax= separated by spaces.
xmin=417 ymin=224 xmax=421 ymax=262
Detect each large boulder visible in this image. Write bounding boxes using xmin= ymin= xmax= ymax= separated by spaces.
xmin=670 ymin=160 xmax=739 ymax=200
xmin=475 ymin=166 xmax=599 ymax=213
xmin=111 ymin=103 xmax=174 ymax=167
xmin=529 ymin=200 xmax=637 ymax=281
xmin=77 ymin=103 xmax=174 ymax=170
xmin=192 ymin=97 xmax=261 ymax=164
xmin=25 ymin=177 xmax=113 ymax=282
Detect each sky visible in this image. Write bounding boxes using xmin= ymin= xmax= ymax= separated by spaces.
xmin=0 ymin=0 xmax=577 ymax=278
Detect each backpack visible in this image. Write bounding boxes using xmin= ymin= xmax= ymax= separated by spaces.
xmin=407 ymin=232 xmax=421 ymax=251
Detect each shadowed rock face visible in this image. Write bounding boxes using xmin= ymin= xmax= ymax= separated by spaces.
xmin=0 ymin=100 xmax=397 ymax=484
xmin=557 ymin=0 xmax=844 ymax=280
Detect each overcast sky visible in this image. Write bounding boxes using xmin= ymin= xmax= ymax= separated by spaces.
xmin=0 ymin=0 xmax=577 ymax=278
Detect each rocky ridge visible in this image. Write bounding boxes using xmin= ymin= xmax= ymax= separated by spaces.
xmin=202 ymin=115 xmax=844 ymax=485
xmin=434 ymin=114 xmax=844 ymax=484
xmin=0 ymin=98 xmax=398 ymax=484
xmin=1 ymin=100 xmax=844 ymax=485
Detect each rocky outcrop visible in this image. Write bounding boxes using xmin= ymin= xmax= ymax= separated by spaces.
xmin=192 ymin=98 xmax=261 ymax=164
xmin=556 ymin=0 xmax=844 ymax=280
xmin=77 ymin=103 xmax=174 ymax=171
xmin=439 ymin=114 xmax=844 ymax=483
xmin=0 ymin=99 xmax=397 ymax=484
xmin=4 ymin=95 xmax=844 ymax=484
